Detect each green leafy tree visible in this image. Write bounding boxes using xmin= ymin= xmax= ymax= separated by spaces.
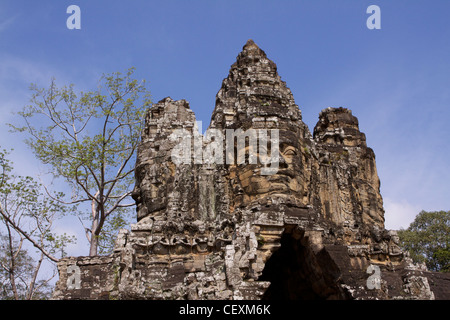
xmin=9 ymin=68 xmax=151 ymax=255
xmin=398 ymin=210 xmax=450 ymax=272
xmin=0 ymin=235 xmax=54 ymax=300
xmin=0 ymin=149 xmax=74 ymax=299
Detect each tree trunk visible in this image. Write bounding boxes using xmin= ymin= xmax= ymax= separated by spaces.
xmin=89 ymin=194 xmax=100 ymax=256
xmin=26 ymin=253 xmax=44 ymax=300
xmin=89 ymin=233 xmax=99 ymax=256
xmin=5 ymin=222 xmax=19 ymax=300
xmin=9 ymin=269 xmax=19 ymax=300
xmin=89 ymin=211 xmax=100 ymax=256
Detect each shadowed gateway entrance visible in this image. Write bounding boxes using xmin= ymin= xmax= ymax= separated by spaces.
xmin=258 ymin=228 xmax=349 ymax=300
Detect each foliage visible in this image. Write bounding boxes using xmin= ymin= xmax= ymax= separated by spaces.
xmin=96 ymin=207 xmax=131 ymax=255
xmin=9 ymin=67 xmax=151 ymax=255
xmin=398 ymin=210 xmax=450 ymax=272
xmin=0 ymin=236 xmax=53 ymax=300
xmin=0 ymin=149 xmax=75 ymax=299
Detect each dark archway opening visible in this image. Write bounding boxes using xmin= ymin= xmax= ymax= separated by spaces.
xmin=258 ymin=229 xmax=345 ymax=300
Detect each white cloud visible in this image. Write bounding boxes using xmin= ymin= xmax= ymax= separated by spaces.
xmin=0 ymin=14 xmax=18 ymax=33
xmin=383 ymin=197 xmax=421 ymax=231
xmin=0 ymin=54 xmax=64 ymax=88
xmin=0 ymin=54 xmax=66 ymax=125
xmin=0 ymin=54 xmax=76 ymax=177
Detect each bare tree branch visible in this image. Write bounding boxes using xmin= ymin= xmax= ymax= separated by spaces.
xmin=41 ymin=183 xmax=90 ymax=205
xmin=0 ymin=203 xmax=59 ymax=263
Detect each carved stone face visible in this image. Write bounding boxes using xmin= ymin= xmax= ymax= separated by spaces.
xmin=132 ymin=112 xmax=308 ymax=220
xmin=132 ymin=160 xmax=172 ymax=221
xmin=231 ymin=129 xmax=305 ymax=207
xmin=132 ymin=163 xmax=150 ymax=221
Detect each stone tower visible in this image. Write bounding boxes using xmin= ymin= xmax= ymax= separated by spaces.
xmin=52 ymin=40 xmax=449 ymax=300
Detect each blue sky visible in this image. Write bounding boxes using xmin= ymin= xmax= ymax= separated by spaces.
xmin=1 ymin=0 xmax=450 ymax=256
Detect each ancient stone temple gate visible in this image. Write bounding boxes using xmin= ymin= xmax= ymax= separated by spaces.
xmin=53 ymin=40 xmax=449 ymax=300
